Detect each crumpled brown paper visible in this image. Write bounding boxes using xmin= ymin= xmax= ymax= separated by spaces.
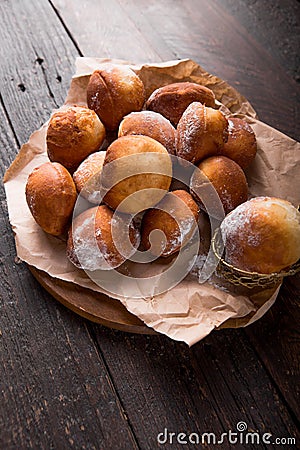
xmin=4 ymin=58 xmax=300 ymax=346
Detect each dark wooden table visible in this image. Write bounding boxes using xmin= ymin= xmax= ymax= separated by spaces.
xmin=1 ymin=1 xmax=299 ymax=449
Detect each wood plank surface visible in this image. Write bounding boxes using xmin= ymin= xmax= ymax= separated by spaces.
xmin=0 ymin=90 xmax=140 ymax=450
xmin=215 ymin=0 xmax=300 ymax=82
xmin=50 ymin=0 xmax=163 ymax=63
xmin=0 ymin=0 xmax=79 ymax=144
xmin=51 ymin=0 xmax=300 ymax=430
xmin=52 ymin=0 xmax=300 ymax=140
xmin=92 ymin=325 xmax=299 ymax=449
xmin=28 ymin=265 xmax=153 ymax=334
xmin=1 ymin=0 xmax=299 ymax=449
xmin=245 ymin=277 xmax=300 ymax=422
xmin=0 ymin=2 xmax=138 ymax=449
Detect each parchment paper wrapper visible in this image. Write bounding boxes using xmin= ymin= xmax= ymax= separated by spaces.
xmin=4 ymin=58 xmax=300 ymax=346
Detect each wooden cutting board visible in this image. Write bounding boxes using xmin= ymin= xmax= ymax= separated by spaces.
xmin=29 ymin=265 xmax=156 ymax=334
xmin=29 ymin=265 xmax=279 ymax=335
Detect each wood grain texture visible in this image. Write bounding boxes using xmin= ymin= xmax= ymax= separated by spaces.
xmin=0 ymin=4 xmax=138 ymax=450
xmin=49 ymin=0 xmax=300 ymax=424
xmin=28 ymin=266 xmax=154 ymax=334
xmin=51 ymin=0 xmax=163 ymax=63
xmin=245 ymin=276 xmax=300 ymax=421
xmin=51 ymin=0 xmax=300 ymax=139
xmin=1 ymin=0 xmax=300 ymax=448
xmin=0 ymin=110 xmax=139 ymax=450
xmin=215 ymin=0 xmax=300 ymax=82
xmin=92 ymin=325 xmax=299 ymax=449
xmin=0 ymin=0 xmax=78 ymax=144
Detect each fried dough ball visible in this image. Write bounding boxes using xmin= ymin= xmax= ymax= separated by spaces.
xmin=222 ymin=117 xmax=257 ymax=169
xmin=176 ymin=102 xmax=228 ymax=164
xmin=119 ymin=110 xmax=176 ymax=155
xmin=220 ymin=197 xmax=300 ymax=274
xmin=87 ymin=64 xmax=145 ymax=130
xmin=66 ymin=205 xmax=140 ymax=270
xmin=46 ymin=106 xmax=105 ymax=172
xmin=145 ymin=82 xmax=215 ymax=126
xmin=73 ymin=151 xmax=106 ymax=204
xmin=26 ymin=162 xmax=77 ymax=236
xmin=191 ymin=156 xmax=248 ymax=214
xmin=141 ymin=190 xmax=199 ymax=257
xmin=102 ymin=135 xmax=172 ymax=214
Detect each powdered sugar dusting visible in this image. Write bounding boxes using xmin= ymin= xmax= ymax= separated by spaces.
xmin=220 ymin=197 xmax=284 ymax=268
xmin=69 ymin=208 xmax=140 ymax=271
xmin=177 ymin=103 xmax=204 ymax=160
xmin=220 ymin=200 xmax=261 ymax=259
xmin=219 ymin=185 xmax=235 ymax=212
xmin=189 ymin=253 xmax=207 ymax=276
xmin=119 ymin=111 xmax=176 ymax=155
xmin=71 ymin=216 xmax=108 ymax=271
xmin=73 ymin=151 xmax=105 ymax=204
xmin=165 ymin=215 xmax=195 ymax=256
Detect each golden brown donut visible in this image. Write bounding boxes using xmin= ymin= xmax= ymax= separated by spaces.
xmin=145 ymin=82 xmax=215 ymax=126
xmin=25 ymin=162 xmax=77 ymax=236
xmin=118 ymin=111 xmax=176 ymax=155
xmin=221 ymin=117 xmax=257 ymax=169
xmin=73 ymin=151 xmax=106 ymax=204
xmin=191 ymin=156 xmax=248 ymax=214
xmin=46 ymin=106 xmax=106 ymax=172
xmin=141 ymin=190 xmax=199 ymax=257
xmin=220 ymin=197 xmax=300 ymax=274
xmin=87 ymin=64 xmax=145 ymax=131
xmin=176 ymin=102 xmax=228 ymax=164
xmin=102 ymin=135 xmax=172 ymax=214
xmin=66 ymin=205 xmax=140 ymax=270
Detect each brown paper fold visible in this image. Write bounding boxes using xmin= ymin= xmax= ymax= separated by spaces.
xmin=4 ymin=58 xmax=300 ymax=346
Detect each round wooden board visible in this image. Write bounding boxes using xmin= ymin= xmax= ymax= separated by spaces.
xmin=29 ymin=265 xmax=156 ymax=335
xmin=28 ymin=265 xmax=280 ymax=336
